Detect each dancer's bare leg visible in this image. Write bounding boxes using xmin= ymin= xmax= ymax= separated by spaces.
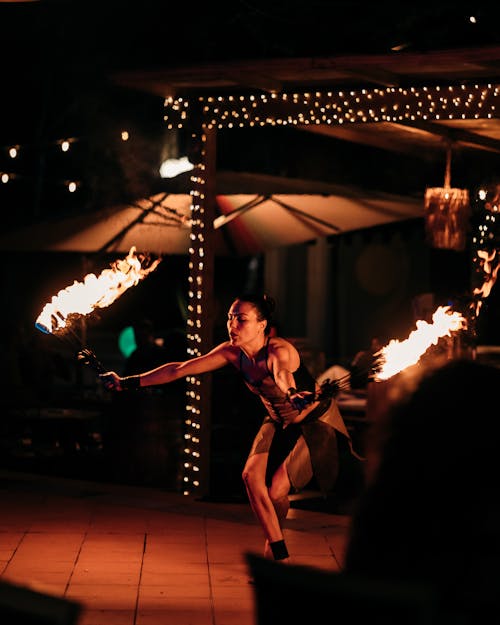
xmin=242 ymin=453 xmax=290 ymax=561
xmin=264 ymin=462 xmax=291 ymax=559
xmin=269 ymin=462 xmax=291 ymax=524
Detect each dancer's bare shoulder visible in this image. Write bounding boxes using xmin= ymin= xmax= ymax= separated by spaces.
xmin=267 ymin=336 xmax=300 ymax=369
xmin=210 ymin=340 xmax=241 ymax=366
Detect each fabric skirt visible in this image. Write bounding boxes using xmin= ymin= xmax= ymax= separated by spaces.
xmin=248 ymin=398 xmax=352 ymax=496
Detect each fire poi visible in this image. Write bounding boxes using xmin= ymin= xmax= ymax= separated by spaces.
xmin=320 ymin=221 xmax=498 ymax=393
xmin=35 ymin=246 xmax=161 ymax=372
xmin=318 ymin=305 xmax=468 ymax=399
xmin=374 ymin=306 xmax=466 ymax=381
xmin=33 ymin=233 xmax=497 ymax=391
xmin=364 ymin=211 xmax=499 ymax=386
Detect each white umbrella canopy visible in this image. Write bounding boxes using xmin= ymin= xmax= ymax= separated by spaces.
xmin=0 ymin=193 xmax=193 ymax=256
xmin=0 ymin=177 xmax=424 ymax=256
xmin=215 ymin=190 xmax=423 ymax=255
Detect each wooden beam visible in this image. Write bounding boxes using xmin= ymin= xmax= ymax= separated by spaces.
xmin=329 ymin=64 xmax=400 ymax=88
xmin=223 ymin=70 xmax=283 ymax=93
xmin=395 ymin=120 xmax=500 ymax=154
xmin=298 ymin=124 xmax=443 ymax=159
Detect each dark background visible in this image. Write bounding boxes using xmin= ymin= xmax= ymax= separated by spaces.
xmin=1 ymin=1 xmax=499 ymax=495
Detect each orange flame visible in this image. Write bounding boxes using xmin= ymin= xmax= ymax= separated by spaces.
xmin=375 ymin=306 xmax=466 ymax=380
xmin=36 ymin=246 xmax=161 ymax=334
xmin=471 ymin=249 xmax=499 ymax=318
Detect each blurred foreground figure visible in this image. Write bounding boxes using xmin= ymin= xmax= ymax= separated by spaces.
xmin=343 ymin=358 xmax=500 ymax=623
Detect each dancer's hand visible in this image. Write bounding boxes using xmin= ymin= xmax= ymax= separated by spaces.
xmin=99 ymin=371 xmax=122 ymax=391
xmin=286 ymin=388 xmax=315 ymax=413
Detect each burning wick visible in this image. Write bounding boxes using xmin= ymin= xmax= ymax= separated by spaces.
xmin=35 ymin=246 xmax=161 ymax=334
xmin=36 ymin=310 xmax=67 ymax=335
xmin=34 ymin=246 xmax=162 ymax=375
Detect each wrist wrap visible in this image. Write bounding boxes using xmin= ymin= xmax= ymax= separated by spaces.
xmin=121 ymin=375 xmax=141 ymax=391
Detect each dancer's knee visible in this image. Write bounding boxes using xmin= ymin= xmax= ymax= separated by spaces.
xmin=242 ymin=466 xmax=262 ymax=494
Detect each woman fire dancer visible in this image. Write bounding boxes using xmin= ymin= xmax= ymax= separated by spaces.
xmin=100 ymin=293 xmax=356 ymax=562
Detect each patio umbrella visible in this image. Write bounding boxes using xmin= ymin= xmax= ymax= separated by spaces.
xmin=215 ymin=191 xmax=423 ymax=255
xmin=0 ymin=193 xmax=192 ymax=256
xmin=0 ymin=179 xmax=424 ymax=256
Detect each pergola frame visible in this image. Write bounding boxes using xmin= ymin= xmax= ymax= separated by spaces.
xmin=176 ymin=82 xmax=500 ymax=497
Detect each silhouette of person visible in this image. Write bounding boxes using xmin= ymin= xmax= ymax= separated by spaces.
xmin=343 ymin=357 xmax=500 ymax=623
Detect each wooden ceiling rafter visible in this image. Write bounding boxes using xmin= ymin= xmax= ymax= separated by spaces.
xmin=113 ymin=45 xmax=500 ymax=162
xmin=394 ymin=120 xmax=500 ymax=154
xmin=113 ymin=45 xmax=500 ymax=97
xmin=297 ymin=123 xmax=446 ymax=159
xmin=325 ymin=65 xmax=400 ymax=88
xmin=223 ymin=70 xmax=284 ymax=94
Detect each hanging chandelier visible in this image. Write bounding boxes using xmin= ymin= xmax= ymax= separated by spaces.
xmin=424 ymin=144 xmax=470 ymax=252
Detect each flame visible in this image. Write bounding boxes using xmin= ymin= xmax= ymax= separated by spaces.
xmin=375 ymin=306 xmax=466 ymax=380
xmin=471 ymin=249 xmax=499 ymax=318
xmin=36 ymin=246 xmax=161 ymax=334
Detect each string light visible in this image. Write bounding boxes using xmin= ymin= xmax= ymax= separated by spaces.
xmin=0 ymin=131 xmax=138 ymax=205
xmin=163 ymin=83 xmax=499 ymax=129
xmin=0 ymin=136 xmax=82 ymax=197
xmin=168 ymin=80 xmax=500 ymax=496
xmin=182 ymin=141 xmax=209 ymax=495
xmin=4 ymin=81 xmax=497 ymax=494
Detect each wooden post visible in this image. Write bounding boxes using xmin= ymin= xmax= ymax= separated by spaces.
xmin=183 ymin=118 xmax=217 ymax=498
